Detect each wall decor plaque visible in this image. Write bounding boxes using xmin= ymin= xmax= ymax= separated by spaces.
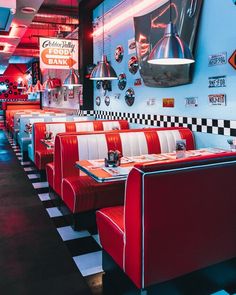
xmin=115 ymin=45 xmax=124 ymax=63
xmin=128 ymin=56 xmax=139 ymax=74
xmin=208 ymin=52 xmax=227 ymax=67
xmin=125 ymin=88 xmax=135 ymax=106
xmin=163 ymin=98 xmax=175 ymax=108
xmin=104 ymin=96 xmax=110 ymax=106
xmin=118 ymin=73 xmax=127 ymax=90
xmin=128 ymin=38 xmax=136 ymax=55
xmin=228 ymin=50 xmax=236 ymax=70
xmin=185 ymin=97 xmax=198 ymax=107
xmin=208 ymin=76 xmax=226 ymax=88
xmin=208 ymin=94 xmax=226 ymax=106
xmin=95 ymin=96 xmax=101 ymax=106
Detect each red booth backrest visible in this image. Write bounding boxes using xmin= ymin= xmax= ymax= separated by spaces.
xmin=33 ymin=120 xmax=129 ymax=165
xmin=54 ymin=127 xmax=194 ymax=196
xmin=123 ymin=153 xmax=236 ymax=288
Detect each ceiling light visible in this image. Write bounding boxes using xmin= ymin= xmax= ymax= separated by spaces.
xmin=90 ymin=2 xmax=117 ymax=80
xmin=148 ymin=0 xmax=194 ymax=65
xmin=63 ymin=68 xmax=81 ymax=88
xmin=21 ymin=7 xmax=36 ymax=14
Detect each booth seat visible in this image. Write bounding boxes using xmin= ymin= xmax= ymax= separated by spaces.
xmin=33 ymin=120 xmax=129 ymax=170
xmin=50 ymin=127 xmax=194 ymax=215
xmin=17 ymin=114 xmax=71 ymax=152
xmin=96 ymin=152 xmax=236 ymax=289
xmin=6 ymin=109 xmax=36 ymax=134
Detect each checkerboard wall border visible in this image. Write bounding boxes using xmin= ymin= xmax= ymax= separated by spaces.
xmin=77 ymin=110 xmax=236 ymax=137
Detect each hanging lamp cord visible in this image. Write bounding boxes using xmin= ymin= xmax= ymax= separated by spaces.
xmin=169 ymin=0 xmax=172 ymax=22
xmin=102 ymin=1 xmax=105 ymax=57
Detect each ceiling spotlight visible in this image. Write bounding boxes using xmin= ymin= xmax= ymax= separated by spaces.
xmin=21 ymin=7 xmax=36 ymax=14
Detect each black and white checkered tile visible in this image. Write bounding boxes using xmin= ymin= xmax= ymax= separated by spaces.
xmin=77 ymin=110 xmax=236 ymax=137
xmin=6 ymin=132 xmax=103 ymax=278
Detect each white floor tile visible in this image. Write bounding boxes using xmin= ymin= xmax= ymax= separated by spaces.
xmin=57 ymin=226 xmax=90 ymax=241
xmin=92 ymin=234 xmax=102 ymax=248
xmin=21 ymin=161 xmax=32 ymax=166
xmin=27 ymin=174 xmax=40 ymax=180
xmin=24 ymin=167 xmax=35 ymax=172
xmin=32 ymin=182 xmax=48 ymax=189
xmin=73 ymin=251 xmax=103 ymax=277
xmin=38 ymin=193 xmax=51 ymax=201
xmin=46 ymin=207 xmax=63 ymax=218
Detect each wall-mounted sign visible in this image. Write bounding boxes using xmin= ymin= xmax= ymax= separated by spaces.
xmin=185 ymin=97 xmax=198 ymax=107
xmin=208 ymin=52 xmax=227 ymax=66
xmin=208 ymin=94 xmax=226 ymax=106
xmin=228 ymin=50 xmax=236 ymax=70
xmin=39 ymin=37 xmax=78 ymax=70
xmin=32 ymin=61 xmax=41 ymax=85
xmin=128 ymin=38 xmax=136 ymax=55
xmin=163 ymin=98 xmax=175 ymax=108
xmin=134 ymin=78 xmax=142 ymax=86
xmin=208 ymin=75 xmax=226 ymax=88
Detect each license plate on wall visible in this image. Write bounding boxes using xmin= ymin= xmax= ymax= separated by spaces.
xmin=208 ymin=94 xmax=226 ymax=106
xmin=208 ymin=52 xmax=227 ymax=66
xmin=208 ymin=76 xmax=226 ymax=88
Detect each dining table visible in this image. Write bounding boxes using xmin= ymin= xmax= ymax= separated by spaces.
xmin=75 ymin=148 xmax=229 ymax=183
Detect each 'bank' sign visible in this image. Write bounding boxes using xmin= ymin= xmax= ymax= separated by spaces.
xmin=208 ymin=94 xmax=226 ymax=106
xmin=39 ymin=38 xmax=78 ymax=70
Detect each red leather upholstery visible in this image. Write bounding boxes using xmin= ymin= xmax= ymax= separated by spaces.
xmin=53 ymin=127 xmax=194 ymax=214
xmin=96 ymin=206 xmax=124 ymax=269
xmin=46 ymin=162 xmax=54 ymax=188
xmin=62 ymin=176 xmax=125 ymax=213
xmin=97 ymin=152 xmax=236 ymax=289
xmin=34 ymin=122 xmax=76 ymax=170
xmin=34 ymin=120 xmax=129 ymax=171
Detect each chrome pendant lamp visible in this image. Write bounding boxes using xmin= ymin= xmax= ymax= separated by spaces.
xmin=148 ymin=0 xmax=195 ymax=65
xmin=63 ymin=68 xmax=81 ymax=87
xmin=34 ymin=80 xmax=45 ymax=92
xmin=43 ymin=76 xmax=55 ymax=91
xmin=90 ymin=1 xmax=117 ymax=80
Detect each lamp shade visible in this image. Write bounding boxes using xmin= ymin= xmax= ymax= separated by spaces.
xmin=34 ymin=80 xmax=45 ymax=92
xmin=90 ymin=55 xmax=117 ymax=80
xmin=27 ymin=84 xmax=34 ymax=94
xmin=148 ymin=22 xmax=195 ymax=65
xmin=63 ymin=68 xmax=81 ymax=86
xmin=43 ymin=77 xmax=55 ymax=91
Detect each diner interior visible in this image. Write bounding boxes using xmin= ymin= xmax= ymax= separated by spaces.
xmin=0 ymin=0 xmax=236 ymax=294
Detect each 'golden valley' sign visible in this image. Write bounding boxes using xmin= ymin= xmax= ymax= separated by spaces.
xmin=39 ymin=38 xmax=78 ymax=70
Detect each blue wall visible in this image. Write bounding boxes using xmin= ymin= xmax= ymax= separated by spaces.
xmin=93 ymin=0 xmax=236 ymax=149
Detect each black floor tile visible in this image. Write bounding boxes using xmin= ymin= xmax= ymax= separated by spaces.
xmin=51 ymin=215 xmax=71 ymax=228
xmin=0 ymin=130 xmax=92 ymax=295
xmin=65 ymin=236 xmax=101 ymax=257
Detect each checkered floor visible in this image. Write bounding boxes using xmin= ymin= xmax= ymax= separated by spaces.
xmin=6 ymin=132 xmax=103 ymax=279
xmin=4 ymin=130 xmax=236 ymax=295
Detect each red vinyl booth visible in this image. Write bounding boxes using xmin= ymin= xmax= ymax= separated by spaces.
xmin=35 ymin=120 xmax=129 ymax=170
xmin=50 ymin=127 xmax=194 ymax=215
xmin=96 ymin=152 xmax=236 ymax=289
